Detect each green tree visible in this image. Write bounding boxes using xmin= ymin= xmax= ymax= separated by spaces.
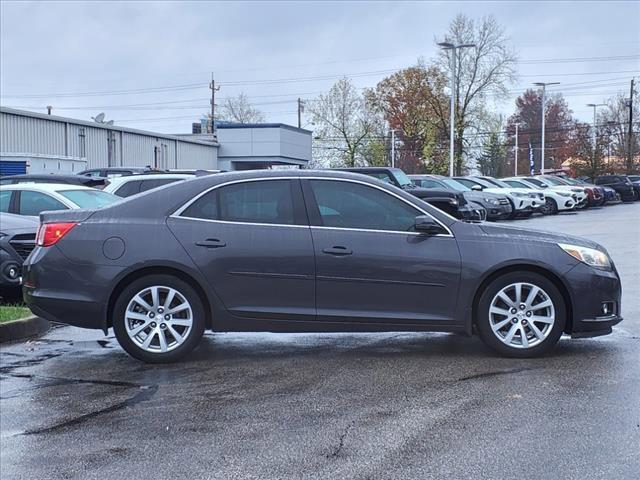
xmin=477 ymin=131 xmax=507 ymax=177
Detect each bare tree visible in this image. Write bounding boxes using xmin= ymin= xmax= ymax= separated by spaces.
xmin=435 ymin=14 xmax=518 ymax=175
xmin=598 ymin=92 xmax=640 ymax=173
xmin=220 ymin=93 xmax=265 ymax=123
xmin=309 ymin=78 xmax=378 ymax=167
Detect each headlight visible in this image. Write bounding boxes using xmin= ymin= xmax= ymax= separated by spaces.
xmin=0 ymin=232 xmax=5 ymax=239
xmin=448 ymin=198 xmax=459 ymax=206
xmin=528 ymin=193 xmax=538 ymax=199
xmin=558 ymin=243 xmax=611 ymax=270
xmin=484 ymin=197 xmax=500 ymax=205
xmin=557 ymin=192 xmax=572 ymax=197
xmin=510 ymin=191 xmax=526 ymax=197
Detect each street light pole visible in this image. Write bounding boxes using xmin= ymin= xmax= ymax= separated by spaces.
xmin=438 ymin=41 xmax=476 ymax=176
xmin=533 ymin=82 xmax=559 ymax=173
xmin=514 ymin=123 xmax=520 ymax=176
xmin=587 ymin=103 xmax=606 ymax=171
xmin=391 ymin=129 xmax=396 ymax=168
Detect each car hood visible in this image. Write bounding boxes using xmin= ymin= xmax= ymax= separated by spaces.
xmin=463 ymin=191 xmax=506 ymax=202
xmin=478 ymin=222 xmax=603 ymax=251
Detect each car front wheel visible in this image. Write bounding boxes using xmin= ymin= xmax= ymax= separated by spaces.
xmin=476 ymin=272 xmax=566 ymax=357
xmin=113 ymin=274 xmax=205 ymax=363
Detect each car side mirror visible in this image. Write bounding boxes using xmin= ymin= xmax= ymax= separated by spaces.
xmin=414 ymin=215 xmax=445 ymax=235
xmin=470 ymin=185 xmax=482 ymax=191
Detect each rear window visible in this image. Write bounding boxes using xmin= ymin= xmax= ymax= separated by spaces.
xmin=0 ymin=191 xmax=12 ymax=212
xmin=114 ymin=181 xmax=142 ymax=197
xmin=139 ymin=178 xmax=183 ymax=193
xmin=58 ymin=189 xmax=120 ymax=209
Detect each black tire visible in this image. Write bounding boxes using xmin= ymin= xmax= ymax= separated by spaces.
xmin=113 ymin=274 xmax=206 ymax=363
xmin=545 ymin=198 xmax=558 ymax=215
xmin=475 ymin=271 xmax=566 ymax=358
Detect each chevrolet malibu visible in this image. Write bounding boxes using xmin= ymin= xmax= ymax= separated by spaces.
xmin=22 ymin=170 xmax=623 ymax=363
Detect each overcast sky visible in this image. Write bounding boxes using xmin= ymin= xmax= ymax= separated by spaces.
xmin=1 ymin=0 xmax=638 ymax=133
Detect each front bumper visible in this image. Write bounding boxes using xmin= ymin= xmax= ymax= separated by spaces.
xmin=563 ymin=261 xmax=623 ymax=336
xmin=484 ymin=203 xmax=512 ymax=220
xmin=459 ymin=205 xmax=487 ymax=222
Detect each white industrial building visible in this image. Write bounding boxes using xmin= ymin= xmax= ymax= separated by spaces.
xmin=0 ymin=107 xmax=311 ymax=175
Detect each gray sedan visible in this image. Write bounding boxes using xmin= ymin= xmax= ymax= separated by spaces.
xmin=23 ymin=170 xmax=622 ymax=362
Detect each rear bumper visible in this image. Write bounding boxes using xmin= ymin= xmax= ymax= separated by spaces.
xmin=22 ymin=245 xmax=122 ymax=330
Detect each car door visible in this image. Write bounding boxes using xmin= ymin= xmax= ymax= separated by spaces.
xmin=301 ymin=178 xmax=461 ymax=325
xmin=168 ymin=178 xmax=316 ymax=321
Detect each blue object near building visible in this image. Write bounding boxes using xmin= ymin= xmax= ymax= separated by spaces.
xmin=0 ymin=160 xmax=27 ymax=176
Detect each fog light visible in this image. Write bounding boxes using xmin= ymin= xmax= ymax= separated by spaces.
xmin=601 ymin=302 xmax=614 ymax=316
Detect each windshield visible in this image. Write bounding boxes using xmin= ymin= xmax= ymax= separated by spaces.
xmin=504 ymin=180 xmax=530 ymax=189
xmin=470 ymin=177 xmax=497 ymax=188
xmin=392 ymin=169 xmax=413 ymax=187
xmin=485 ymin=177 xmax=512 ymax=188
xmin=542 ymin=176 xmax=568 ymax=186
xmin=562 ymin=178 xmax=581 ymax=185
xmin=59 ymin=189 xmax=120 ymax=209
xmin=441 ymin=178 xmax=470 ymax=192
xmin=524 ymin=177 xmax=547 ymax=188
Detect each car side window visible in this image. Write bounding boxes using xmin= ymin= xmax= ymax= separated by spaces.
xmin=181 ymin=180 xmax=296 ymax=225
xmin=308 ymin=180 xmax=421 ymax=232
xmin=114 ymin=181 xmax=142 ymax=198
xmin=366 ymin=172 xmax=394 ymax=184
xmin=19 ymin=191 xmax=67 ymax=216
xmin=0 ymin=191 xmax=12 ymax=212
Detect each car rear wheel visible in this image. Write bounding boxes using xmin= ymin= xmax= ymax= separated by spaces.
xmin=476 ymin=272 xmax=566 ymax=357
xmin=113 ymin=274 xmax=205 ymax=363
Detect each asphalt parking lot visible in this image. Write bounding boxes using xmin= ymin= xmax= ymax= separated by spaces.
xmin=1 ymin=203 xmax=639 ymax=480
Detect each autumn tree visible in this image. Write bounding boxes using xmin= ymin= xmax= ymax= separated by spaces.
xmin=220 ymin=93 xmax=265 ymax=123
xmin=506 ymin=89 xmax=576 ymax=174
xmin=366 ymin=62 xmax=449 ymax=173
xmin=434 ymin=14 xmax=517 ymax=175
xmin=567 ymin=122 xmax=609 ymax=179
xmin=309 ymin=78 xmax=379 ymax=167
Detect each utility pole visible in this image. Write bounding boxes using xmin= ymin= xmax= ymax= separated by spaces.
xmin=297 ymin=98 xmax=305 ymax=128
xmin=587 ymin=103 xmax=606 ymax=171
xmin=628 ymin=78 xmax=635 ymax=173
xmin=391 ymin=129 xmax=396 ymax=168
xmin=534 ymin=82 xmax=559 ymax=173
xmin=209 ymin=73 xmax=220 ymax=134
xmin=438 ymin=41 xmax=475 ymax=176
xmin=514 ymin=123 xmax=520 ymax=176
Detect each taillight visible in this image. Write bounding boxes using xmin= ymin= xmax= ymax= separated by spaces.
xmin=36 ymin=222 xmax=78 ymax=247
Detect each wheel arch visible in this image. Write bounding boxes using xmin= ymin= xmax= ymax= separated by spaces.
xmin=106 ymin=265 xmax=215 ymax=333
xmin=471 ymin=263 xmax=574 ymax=334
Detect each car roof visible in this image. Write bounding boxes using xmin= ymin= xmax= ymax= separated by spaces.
xmin=0 ymin=183 xmax=96 ymax=193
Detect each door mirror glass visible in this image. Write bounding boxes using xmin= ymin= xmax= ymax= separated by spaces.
xmin=414 ymin=215 xmax=445 ymax=235
xmin=470 ymin=184 xmax=482 ymax=191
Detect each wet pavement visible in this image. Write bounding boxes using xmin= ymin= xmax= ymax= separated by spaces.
xmin=1 ymin=202 xmax=639 ymax=480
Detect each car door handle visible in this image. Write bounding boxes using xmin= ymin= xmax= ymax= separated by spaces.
xmin=322 ymin=246 xmax=353 ymax=256
xmin=195 ymin=238 xmax=226 ymax=249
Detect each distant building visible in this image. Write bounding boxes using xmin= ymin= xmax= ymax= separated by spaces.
xmin=0 ymin=107 xmax=310 ymax=175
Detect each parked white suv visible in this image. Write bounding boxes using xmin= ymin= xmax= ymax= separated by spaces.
xmin=103 ymin=174 xmax=194 ymax=198
xmin=453 ymin=177 xmax=542 ymax=217
xmin=520 ymin=176 xmax=588 ymax=208
xmin=501 ymin=177 xmax=576 ymax=214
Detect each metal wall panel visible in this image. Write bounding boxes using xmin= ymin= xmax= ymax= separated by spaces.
xmin=1 ymin=110 xmax=218 ymax=171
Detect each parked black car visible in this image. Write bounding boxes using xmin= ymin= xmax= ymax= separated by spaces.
xmin=593 ymin=175 xmax=635 ymax=202
xmin=0 ymin=173 xmax=108 ymax=189
xmin=24 ymin=170 xmax=622 ymax=362
xmin=409 ymin=175 xmax=512 ymax=221
xmin=626 ymin=175 xmax=640 ymax=201
xmin=337 ymin=167 xmax=485 ymax=221
xmin=0 ymin=213 xmax=37 ymax=298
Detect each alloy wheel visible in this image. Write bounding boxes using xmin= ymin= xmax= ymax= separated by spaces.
xmin=124 ymin=285 xmax=193 ymax=353
xmin=489 ymin=282 xmax=555 ymax=349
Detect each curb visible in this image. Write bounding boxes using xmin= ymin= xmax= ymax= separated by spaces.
xmin=0 ymin=315 xmax=50 ymax=343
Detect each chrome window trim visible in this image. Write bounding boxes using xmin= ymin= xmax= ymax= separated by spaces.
xmin=170 ymin=176 xmax=454 ymax=238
